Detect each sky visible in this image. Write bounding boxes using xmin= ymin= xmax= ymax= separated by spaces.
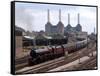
xmin=15 ymin=2 xmax=97 ymax=34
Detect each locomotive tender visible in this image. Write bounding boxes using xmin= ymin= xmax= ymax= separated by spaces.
xmin=28 ymin=39 xmax=90 ymax=65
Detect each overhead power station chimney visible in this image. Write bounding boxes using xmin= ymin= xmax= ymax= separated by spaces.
xmin=78 ymin=13 xmax=80 ymax=24
xmin=57 ymin=9 xmax=64 ymax=35
xmin=59 ymin=9 xmax=61 ymax=21
xmin=75 ymin=13 xmax=82 ymax=32
xmin=48 ymin=9 xmax=50 ymax=22
xmin=64 ymin=13 xmax=72 ymax=33
xmin=45 ymin=9 xmax=52 ymax=35
xmin=68 ymin=13 xmax=70 ymax=24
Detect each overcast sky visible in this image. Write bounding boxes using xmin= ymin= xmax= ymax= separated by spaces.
xmin=15 ymin=2 xmax=97 ymax=34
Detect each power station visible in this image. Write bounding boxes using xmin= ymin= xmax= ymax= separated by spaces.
xmin=45 ymin=9 xmax=82 ymax=35
xmin=45 ymin=9 xmax=64 ymax=35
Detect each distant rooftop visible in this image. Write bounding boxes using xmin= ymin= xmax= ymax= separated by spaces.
xmin=15 ymin=26 xmax=25 ymax=32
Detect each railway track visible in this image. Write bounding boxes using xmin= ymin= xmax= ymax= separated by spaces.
xmin=15 ymin=55 xmax=30 ymax=70
xmin=79 ymin=57 xmax=97 ymax=69
xmin=15 ymin=55 xmax=29 ymax=65
xmin=16 ymin=44 xmax=96 ymax=74
xmin=53 ymin=53 xmax=97 ymax=71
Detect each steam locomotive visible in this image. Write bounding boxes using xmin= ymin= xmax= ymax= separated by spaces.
xmin=28 ymin=39 xmax=90 ymax=65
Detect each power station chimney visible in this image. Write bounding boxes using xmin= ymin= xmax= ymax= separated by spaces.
xmin=68 ymin=13 xmax=70 ymax=24
xmin=59 ymin=9 xmax=61 ymax=21
xmin=78 ymin=13 xmax=80 ymax=24
xmin=48 ymin=9 xmax=50 ymax=22
xmin=75 ymin=13 xmax=82 ymax=32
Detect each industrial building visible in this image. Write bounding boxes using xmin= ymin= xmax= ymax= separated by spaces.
xmin=45 ymin=9 xmax=82 ymax=37
xmin=64 ymin=13 xmax=82 ymax=34
xmin=45 ymin=9 xmax=64 ymax=35
xmin=15 ymin=26 xmax=24 ymax=58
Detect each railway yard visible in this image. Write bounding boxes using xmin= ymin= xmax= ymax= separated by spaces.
xmin=15 ymin=40 xmax=97 ymax=74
